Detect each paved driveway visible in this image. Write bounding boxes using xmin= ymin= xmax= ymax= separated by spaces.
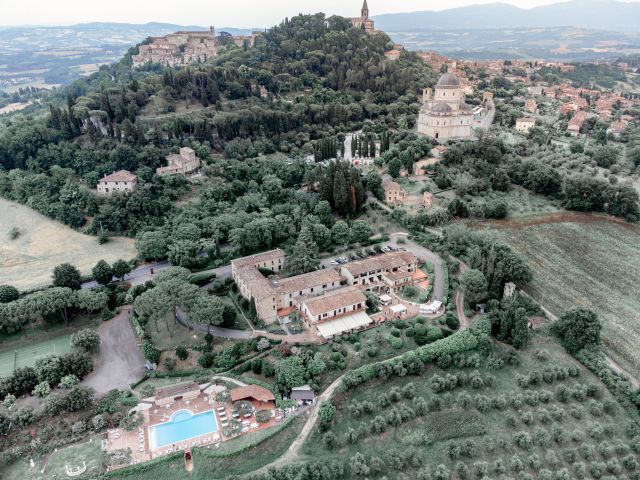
xmin=82 ymin=309 xmax=146 ymax=397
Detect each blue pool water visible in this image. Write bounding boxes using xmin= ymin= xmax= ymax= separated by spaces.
xmin=151 ymin=410 xmax=218 ymax=449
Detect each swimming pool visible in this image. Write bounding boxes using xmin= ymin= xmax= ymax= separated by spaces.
xmin=149 ymin=409 xmax=218 ymax=449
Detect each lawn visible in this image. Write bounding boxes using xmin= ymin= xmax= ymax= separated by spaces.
xmin=301 ymin=337 xmax=640 ymax=479
xmin=491 ymin=215 xmax=640 ymax=378
xmin=4 ymin=435 xmax=106 ymax=480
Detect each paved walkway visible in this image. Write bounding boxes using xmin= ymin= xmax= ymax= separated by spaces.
xmin=82 ymin=309 xmax=146 ymax=397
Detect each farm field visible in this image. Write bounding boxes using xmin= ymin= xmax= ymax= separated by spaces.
xmin=488 ymin=213 xmax=640 ymax=377
xmin=0 ymin=197 xmax=137 ymax=291
xmin=302 ymin=338 xmax=640 ymax=479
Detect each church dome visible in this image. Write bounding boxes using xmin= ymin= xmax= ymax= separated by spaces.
xmin=431 ymin=102 xmax=452 ymax=113
xmin=436 ymin=73 xmax=461 ymax=88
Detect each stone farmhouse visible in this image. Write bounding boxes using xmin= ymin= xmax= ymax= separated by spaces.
xmin=515 ymin=117 xmax=536 ymax=134
xmin=231 ymin=249 xmax=419 ymax=337
xmin=133 ymin=28 xmax=217 ymax=67
xmin=97 ymin=170 xmax=137 ymax=196
xmin=382 ymin=176 xmax=407 ymax=205
xmin=350 ymin=0 xmax=376 ymax=33
xmin=156 ymin=147 xmax=201 ymax=176
xmin=417 ymin=72 xmax=474 ymax=141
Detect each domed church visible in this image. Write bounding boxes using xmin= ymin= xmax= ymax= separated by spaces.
xmin=417 ymin=72 xmax=474 ymax=140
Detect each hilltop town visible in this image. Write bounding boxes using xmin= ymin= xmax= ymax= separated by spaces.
xmin=0 ymin=2 xmax=639 ymax=480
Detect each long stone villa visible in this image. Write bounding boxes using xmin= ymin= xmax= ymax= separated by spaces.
xmin=232 ymin=249 xmax=422 ymax=338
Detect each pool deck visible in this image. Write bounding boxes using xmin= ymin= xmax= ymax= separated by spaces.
xmin=105 ymin=394 xmax=280 ymax=467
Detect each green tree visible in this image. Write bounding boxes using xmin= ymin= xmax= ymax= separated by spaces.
xmin=388 ymin=158 xmax=402 ymax=178
xmin=318 ymin=401 xmax=337 ymax=431
xmin=351 ymin=220 xmax=372 ymax=243
xmin=136 ymin=231 xmax=169 ymax=260
xmin=461 ymin=269 xmax=488 ymax=306
xmin=331 ymin=220 xmax=351 ymax=246
xmin=52 ymin=263 xmax=82 ymax=290
xmin=275 ymin=356 xmax=307 ymax=389
xmin=366 ymin=171 xmax=384 ymax=200
xmin=70 ymin=329 xmax=101 ymax=352
xmin=288 ymin=226 xmax=319 ymax=275
xmin=511 ymin=307 xmax=530 ymax=349
xmin=92 ymin=260 xmax=113 ymax=286
xmin=554 ymin=308 xmax=601 ymax=354
xmin=111 ymin=259 xmax=132 ymax=281
xmin=307 ymin=353 xmax=326 ymax=377
xmin=0 ymin=285 xmax=19 ymax=304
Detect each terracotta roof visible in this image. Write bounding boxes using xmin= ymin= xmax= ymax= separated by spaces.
xmin=342 ymin=251 xmax=417 ymax=277
xmin=276 ymin=269 xmax=342 ymax=294
xmin=235 ymin=265 xmax=275 ymax=300
xmin=230 ymin=385 xmax=275 ymax=403
xmin=100 ymin=170 xmax=137 ymax=183
xmin=231 ymin=249 xmax=286 ymax=269
xmin=301 ymin=286 xmax=366 ymax=317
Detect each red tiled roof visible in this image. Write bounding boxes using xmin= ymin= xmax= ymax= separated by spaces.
xmin=230 ymin=385 xmax=275 ymax=403
xmin=100 ymin=170 xmax=137 ymax=182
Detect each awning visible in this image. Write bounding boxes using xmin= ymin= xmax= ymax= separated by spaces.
xmin=379 ymin=294 xmax=392 ymax=303
xmin=316 ymin=311 xmax=373 ymax=338
xmin=390 ymin=304 xmax=407 ymax=314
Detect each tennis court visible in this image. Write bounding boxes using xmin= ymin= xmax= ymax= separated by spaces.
xmin=0 ymin=335 xmax=72 ymax=377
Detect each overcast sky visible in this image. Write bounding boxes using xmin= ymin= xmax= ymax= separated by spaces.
xmin=2 ymin=0 xmax=639 ymax=28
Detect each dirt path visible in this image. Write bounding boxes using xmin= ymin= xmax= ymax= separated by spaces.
xmin=82 ymin=309 xmax=145 ymax=397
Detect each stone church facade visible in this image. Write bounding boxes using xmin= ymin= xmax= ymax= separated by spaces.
xmin=417 ymin=73 xmax=474 ymax=141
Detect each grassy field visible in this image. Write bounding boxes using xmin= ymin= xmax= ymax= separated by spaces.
xmin=0 ymin=197 xmax=137 ymax=291
xmin=4 ymin=435 xmax=106 ymax=480
xmin=490 ymin=214 xmax=640 ymax=377
xmin=301 ymin=337 xmax=640 ymax=479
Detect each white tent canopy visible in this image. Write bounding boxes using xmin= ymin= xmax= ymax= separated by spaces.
xmin=390 ymin=304 xmax=407 ymax=314
xmin=316 ymin=311 xmax=373 ymax=338
xmin=420 ymin=300 xmax=442 ymax=314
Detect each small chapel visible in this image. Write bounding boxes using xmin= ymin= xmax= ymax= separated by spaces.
xmin=350 ymin=0 xmax=376 ymax=33
xmin=417 ymin=72 xmax=474 ymax=141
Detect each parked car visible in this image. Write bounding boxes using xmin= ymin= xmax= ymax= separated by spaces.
xmin=330 ymin=260 xmax=339 ymax=265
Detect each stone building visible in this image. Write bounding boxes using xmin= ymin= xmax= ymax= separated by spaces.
xmin=97 ymin=170 xmax=137 ymax=196
xmin=350 ymin=0 xmax=375 ymax=33
xmin=515 ymin=118 xmax=536 ymax=134
xmin=524 ymin=99 xmax=538 ymax=114
xmin=156 ymin=147 xmax=201 ymax=176
xmin=382 ymin=176 xmax=406 ymax=205
xmin=231 ymin=249 xmax=419 ymax=334
xmin=417 ymin=73 xmax=474 ymax=141
xmin=132 ymin=28 xmax=217 ymax=67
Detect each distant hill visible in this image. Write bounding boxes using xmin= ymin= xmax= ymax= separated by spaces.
xmin=373 ymin=0 xmax=640 ymax=32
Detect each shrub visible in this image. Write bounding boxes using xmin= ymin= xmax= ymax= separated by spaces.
xmin=70 ymin=329 xmax=101 ymax=352
xmin=32 ymin=382 xmax=51 ymax=398
xmin=58 ymin=374 xmax=79 ymax=389
xmin=175 ymin=346 xmax=189 ymax=360
xmin=255 ymin=410 xmax=271 ymax=423
xmin=119 ymin=412 xmax=143 ymax=431
xmin=163 ymin=357 xmax=176 ymax=371
xmin=389 ymin=336 xmax=403 ymax=349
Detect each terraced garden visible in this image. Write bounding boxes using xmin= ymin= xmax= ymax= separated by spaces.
xmin=300 ymin=338 xmax=640 ymax=480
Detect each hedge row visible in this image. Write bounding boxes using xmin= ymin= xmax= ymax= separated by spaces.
xmin=341 ymin=317 xmax=491 ymax=390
